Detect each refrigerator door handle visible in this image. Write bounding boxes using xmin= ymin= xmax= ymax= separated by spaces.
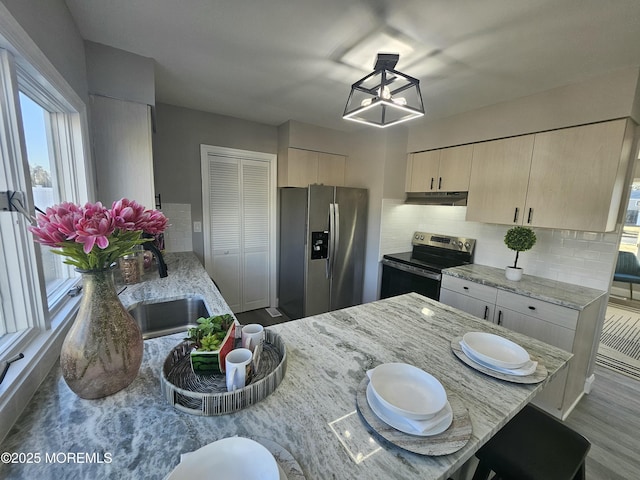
xmin=327 ymin=203 xmax=335 ymax=279
xmin=332 ymin=202 xmax=340 ymax=277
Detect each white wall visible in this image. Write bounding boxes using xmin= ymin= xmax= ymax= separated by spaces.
xmin=380 ymin=200 xmax=620 ymax=292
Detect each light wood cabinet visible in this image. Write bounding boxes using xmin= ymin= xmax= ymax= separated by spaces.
xmin=440 ymin=275 xmax=497 ymax=321
xmin=466 ymin=135 xmax=534 ymax=224
xmin=317 ymin=152 xmax=345 ymax=186
xmin=278 ymin=148 xmax=346 ymax=187
xmin=466 ymin=119 xmax=634 ymax=231
xmin=524 ymin=119 xmax=632 ymax=231
xmin=440 ymin=272 xmax=605 ymax=419
xmin=405 ymin=145 xmax=472 ymax=193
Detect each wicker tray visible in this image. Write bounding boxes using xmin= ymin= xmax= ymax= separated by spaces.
xmin=161 ymin=329 xmax=287 ymax=415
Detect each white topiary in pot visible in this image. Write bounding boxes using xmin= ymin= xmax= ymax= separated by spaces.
xmin=504 ymin=226 xmax=537 ymax=281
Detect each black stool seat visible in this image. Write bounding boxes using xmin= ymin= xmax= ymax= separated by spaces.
xmin=472 ymin=404 xmax=590 ymax=480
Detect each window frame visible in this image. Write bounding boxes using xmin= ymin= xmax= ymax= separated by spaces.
xmin=0 ymin=3 xmax=94 ymax=442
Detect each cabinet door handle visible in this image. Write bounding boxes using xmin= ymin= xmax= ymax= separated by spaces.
xmin=483 ymin=306 xmax=489 ymax=320
xmin=497 ymin=310 xmax=503 ymax=325
xmin=438 ymin=177 xmax=442 ymax=190
xmin=463 ymin=286 xmax=469 ymax=290
xmin=527 ymin=208 xmax=533 ymax=224
xmin=430 ymin=177 xmax=434 ymax=190
xmin=513 ymin=207 xmax=519 ymax=223
xmin=528 ymin=306 xmax=536 ymax=311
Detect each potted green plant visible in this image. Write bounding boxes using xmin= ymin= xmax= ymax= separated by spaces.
xmin=186 ymin=313 xmax=236 ymax=374
xmin=504 ymin=226 xmax=537 ymax=281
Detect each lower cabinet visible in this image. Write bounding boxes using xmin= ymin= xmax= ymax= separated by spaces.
xmin=440 ymin=275 xmax=603 ymax=419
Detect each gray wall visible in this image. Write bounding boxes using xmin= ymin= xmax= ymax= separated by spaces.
xmin=85 ymin=41 xmax=155 ymax=105
xmin=1 ymin=0 xmax=88 ymax=103
xmin=152 ymin=103 xmax=277 ymax=263
xmin=407 ymin=66 xmax=640 ymax=152
xmin=346 ymin=126 xmax=408 ymax=302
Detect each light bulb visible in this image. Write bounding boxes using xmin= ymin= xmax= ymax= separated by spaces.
xmin=360 ymin=98 xmax=372 ymax=107
xmin=392 ymin=97 xmax=407 ymax=106
xmin=379 ymin=86 xmax=391 ymax=100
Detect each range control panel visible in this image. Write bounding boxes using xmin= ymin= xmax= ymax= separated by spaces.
xmin=411 ymin=231 xmax=476 ymax=255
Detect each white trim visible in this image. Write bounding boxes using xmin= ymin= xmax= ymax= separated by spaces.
xmin=0 ymin=6 xmax=93 ymax=442
xmin=200 ymin=145 xmax=278 ymax=309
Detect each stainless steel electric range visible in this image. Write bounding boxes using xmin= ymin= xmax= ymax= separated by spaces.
xmin=380 ymin=232 xmax=476 ymax=301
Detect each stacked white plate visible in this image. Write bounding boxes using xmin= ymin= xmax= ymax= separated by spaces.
xmin=366 ymin=363 xmax=453 ymax=436
xmin=460 ymin=332 xmax=537 ymax=376
xmin=165 ymin=437 xmax=282 ymax=480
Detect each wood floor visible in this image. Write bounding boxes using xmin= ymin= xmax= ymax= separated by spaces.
xmin=565 ymin=365 xmax=640 ymax=480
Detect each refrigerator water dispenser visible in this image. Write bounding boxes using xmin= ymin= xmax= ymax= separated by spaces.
xmin=311 ymin=231 xmax=329 ymax=260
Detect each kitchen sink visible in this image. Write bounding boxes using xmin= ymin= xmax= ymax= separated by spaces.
xmin=128 ymin=296 xmax=210 ymax=340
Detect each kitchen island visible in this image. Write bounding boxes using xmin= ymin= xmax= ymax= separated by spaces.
xmin=0 ymin=255 xmax=571 ymax=480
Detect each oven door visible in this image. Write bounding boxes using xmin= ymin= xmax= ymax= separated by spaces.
xmin=380 ymin=259 xmax=441 ymax=300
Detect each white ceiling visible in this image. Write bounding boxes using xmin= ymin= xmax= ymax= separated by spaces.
xmin=64 ymin=0 xmax=640 ymax=132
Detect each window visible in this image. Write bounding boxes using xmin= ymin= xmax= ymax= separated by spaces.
xmin=0 ymin=48 xmax=90 ymax=355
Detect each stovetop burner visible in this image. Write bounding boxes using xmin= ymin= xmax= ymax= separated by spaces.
xmin=383 ymin=232 xmax=476 ymax=273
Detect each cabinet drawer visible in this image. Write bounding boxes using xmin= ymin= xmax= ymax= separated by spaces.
xmin=441 ymin=276 xmax=498 ymax=304
xmin=496 ymin=290 xmax=578 ymax=330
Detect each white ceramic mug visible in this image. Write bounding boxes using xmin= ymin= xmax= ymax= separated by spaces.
xmin=241 ymin=324 xmax=265 ymax=352
xmin=225 ymin=348 xmax=252 ymax=392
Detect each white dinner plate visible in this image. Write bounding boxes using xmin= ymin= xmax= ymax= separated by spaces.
xmin=166 ymin=437 xmax=280 ymax=480
xmin=462 ymin=332 xmax=530 ymax=369
xmin=367 ymin=363 xmax=448 ymax=419
xmin=366 ymin=383 xmax=453 ymax=436
xmin=460 ymin=342 xmax=538 ymax=376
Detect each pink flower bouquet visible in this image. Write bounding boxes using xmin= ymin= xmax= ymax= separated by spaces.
xmin=28 ymin=198 xmax=168 ymax=271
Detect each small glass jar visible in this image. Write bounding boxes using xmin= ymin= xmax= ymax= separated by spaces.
xmin=118 ymin=248 xmax=143 ymax=284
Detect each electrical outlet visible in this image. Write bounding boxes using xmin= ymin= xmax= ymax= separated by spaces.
xmin=193 ymin=221 xmax=202 ymax=233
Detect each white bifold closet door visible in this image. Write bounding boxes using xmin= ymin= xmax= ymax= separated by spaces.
xmin=205 ymin=154 xmax=270 ymax=313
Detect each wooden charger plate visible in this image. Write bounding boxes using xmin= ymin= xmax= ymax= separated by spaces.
xmin=355 ymin=377 xmax=472 ymax=456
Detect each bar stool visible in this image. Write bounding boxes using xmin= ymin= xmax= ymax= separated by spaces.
xmin=472 ymin=404 xmax=590 ymax=480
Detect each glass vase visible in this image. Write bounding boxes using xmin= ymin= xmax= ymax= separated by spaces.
xmin=60 ymin=267 xmax=143 ymax=399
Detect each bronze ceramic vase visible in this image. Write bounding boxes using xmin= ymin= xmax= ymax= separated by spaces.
xmin=60 ymin=268 xmax=143 ymax=399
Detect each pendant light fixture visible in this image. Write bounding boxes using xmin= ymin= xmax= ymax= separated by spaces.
xmin=343 ymin=53 xmax=424 ymax=128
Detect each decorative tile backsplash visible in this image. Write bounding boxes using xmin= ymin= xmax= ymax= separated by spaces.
xmin=380 ymin=198 xmax=620 ymax=291
xmin=161 ymin=203 xmax=193 ymax=253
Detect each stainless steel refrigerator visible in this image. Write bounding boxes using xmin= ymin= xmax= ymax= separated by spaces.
xmin=279 ymin=185 xmax=368 ymax=320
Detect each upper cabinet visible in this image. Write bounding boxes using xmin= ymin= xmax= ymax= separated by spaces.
xmin=466 ymin=119 xmax=635 ymax=232
xmin=524 ymin=119 xmax=632 ymax=231
xmin=406 ymin=144 xmax=473 ymax=193
xmin=278 ymin=148 xmax=346 ymax=187
xmin=466 ymin=135 xmax=535 ymax=224
xmin=91 ymin=95 xmax=155 ymax=208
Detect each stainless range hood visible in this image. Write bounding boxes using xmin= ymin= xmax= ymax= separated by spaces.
xmin=405 ymin=191 xmax=468 ymax=206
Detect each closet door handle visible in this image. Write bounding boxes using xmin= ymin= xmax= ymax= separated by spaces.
xmin=430 ymin=177 xmax=434 ymax=190
xmin=513 ymin=207 xmax=519 ymax=223
xmin=438 ymin=177 xmax=442 ymax=190
xmin=527 ymin=208 xmax=533 ymax=224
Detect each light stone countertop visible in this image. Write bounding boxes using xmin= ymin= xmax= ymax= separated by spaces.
xmin=443 ymin=264 xmax=606 ymax=310
xmin=117 ymin=251 xmax=233 ymax=319
xmin=0 ymin=257 xmax=572 ymax=480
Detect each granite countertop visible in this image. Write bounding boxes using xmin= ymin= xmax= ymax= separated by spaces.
xmin=443 ymin=264 xmax=606 ymax=310
xmin=0 ymin=277 xmax=571 ymax=479
xmin=117 ymin=251 xmax=233 ymax=319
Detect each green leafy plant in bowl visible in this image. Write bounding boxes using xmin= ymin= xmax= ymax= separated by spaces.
xmin=186 ymin=314 xmax=236 ymax=374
